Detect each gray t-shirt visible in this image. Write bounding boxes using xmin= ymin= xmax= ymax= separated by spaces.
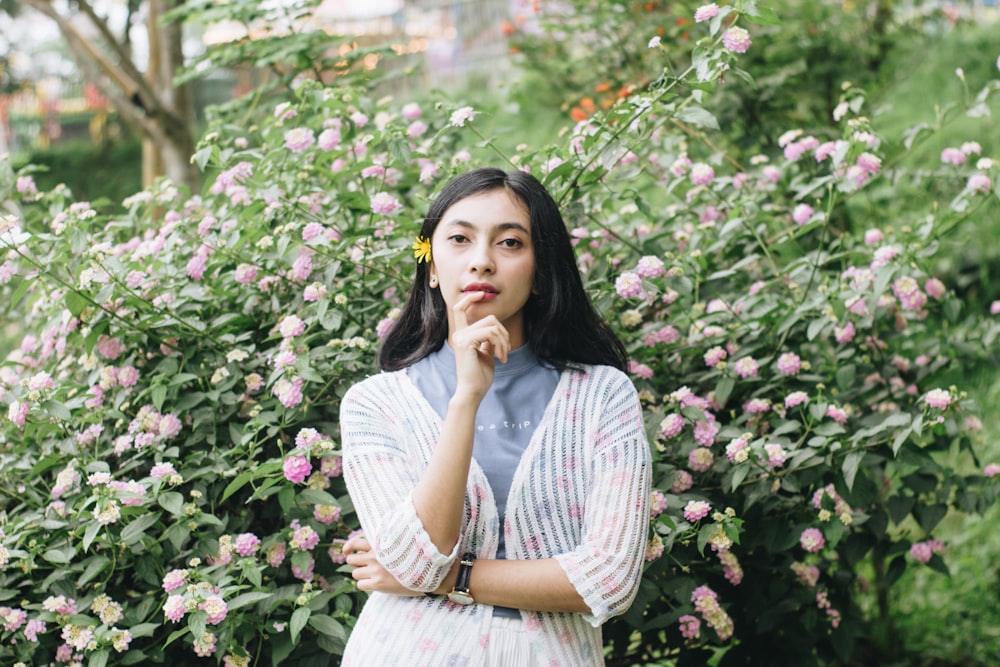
xmin=409 ymin=342 xmax=561 ymax=616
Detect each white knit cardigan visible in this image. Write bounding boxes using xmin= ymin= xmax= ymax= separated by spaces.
xmin=340 ymin=363 xmax=651 ymax=666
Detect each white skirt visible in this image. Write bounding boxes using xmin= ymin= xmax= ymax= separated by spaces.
xmin=485 ymin=615 xmax=544 ymax=667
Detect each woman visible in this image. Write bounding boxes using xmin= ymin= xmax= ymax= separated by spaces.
xmin=339 ymin=167 xmax=651 ymax=666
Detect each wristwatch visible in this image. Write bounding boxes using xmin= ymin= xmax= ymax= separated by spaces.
xmin=447 ymin=553 xmax=476 ymax=605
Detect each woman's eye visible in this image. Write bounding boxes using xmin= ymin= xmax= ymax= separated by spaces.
xmin=449 ymin=235 xmax=469 ymax=244
xmin=499 ymin=238 xmax=523 ymax=248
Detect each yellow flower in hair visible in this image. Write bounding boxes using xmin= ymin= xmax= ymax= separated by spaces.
xmin=412 ymin=236 xmax=432 ymax=264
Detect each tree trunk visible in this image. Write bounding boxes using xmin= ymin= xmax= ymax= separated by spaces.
xmin=18 ymin=0 xmax=201 ymax=193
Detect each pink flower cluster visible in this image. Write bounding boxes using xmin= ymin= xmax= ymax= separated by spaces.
xmin=650 ymin=489 xmax=669 ymax=517
xmin=691 ymin=585 xmax=734 ymax=640
xmin=910 ymin=539 xmax=945 ymax=564
xmin=800 ymin=527 xmax=825 ymax=553
xmin=723 ymin=27 xmax=752 ymax=53
xmin=283 ymin=455 xmax=312 ymax=483
xmin=679 ymin=613 xmax=700 ymax=640
xmin=683 ymin=500 xmax=711 ymax=522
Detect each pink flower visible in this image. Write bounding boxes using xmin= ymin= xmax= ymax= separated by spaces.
xmin=659 ymin=414 xmax=684 ymax=439
xmin=704 ymin=346 xmax=727 ymax=367
xmin=267 ymin=542 xmax=287 ymax=567
xmin=826 ymin=405 xmax=848 ymax=424
xmin=683 ymin=500 xmax=712 ymax=522
xmin=304 ymin=283 xmax=328 ymax=302
xmin=278 ymin=315 xmax=306 ymax=339
xmin=317 ymin=128 xmax=341 ymax=151
xmin=834 ymin=321 xmax=856 ymax=344
xmin=922 ymin=388 xmax=952 ymax=409
xmin=690 ymin=163 xmax=715 ymax=185
xmin=290 ymin=521 xmax=320 ymax=551
xmin=694 ymin=3 xmax=719 ymax=22
xmin=864 ymin=228 xmax=884 ymax=245
xmin=284 ymin=128 xmax=315 ymax=153
xmin=857 ymin=152 xmax=882 ymax=174
xmin=234 ymin=533 xmax=261 ymax=556
xmin=200 ymin=595 xmax=228 ymax=625
xmin=283 ymin=455 xmax=312 ymax=483
xmin=791 ymin=562 xmax=820 ymax=587
xmin=725 ymin=436 xmax=749 ymax=463
xmin=722 ymin=27 xmax=752 ymax=53
xmin=274 ymin=377 xmax=305 ymax=408
xmin=992 ymin=301 xmax=1000 ymax=315
xmin=924 ymin=278 xmax=946 ymax=300
xmin=291 ymin=247 xmax=315 ymax=282
xmin=785 ymin=391 xmax=809 ymax=408
xmin=679 ymin=614 xmax=701 ymax=639
xmin=694 ymin=418 xmax=720 ymax=446
xmin=151 ymin=463 xmax=177 ymax=479
xmin=96 ymin=335 xmax=125 ymax=360
xmin=187 ymin=254 xmax=208 ymax=280
xmin=302 ymin=222 xmax=326 ymax=241
xmin=968 ymin=173 xmax=992 ymax=193
xmin=650 ymin=490 xmax=668 ymax=517
xmin=671 ymin=470 xmax=694 ymax=493
xmin=940 ymin=147 xmax=966 ymax=165
xmin=615 ymin=272 xmax=644 ymax=298
xmin=984 ymin=464 xmax=1000 ymax=478
xmin=8 ymin=400 xmax=29 ymax=427
xmin=636 ymin=255 xmax=665 ymax=278
xmin=407 ymin=121 xmax=429 ymax=138
xmin=792 ymin=204 xmax=814 ymax=225
xmin=776 ymin=352 xmax=802 ymax=376
xmin=314 ymin=504 xmax=342 ymax=525
xmin=910 ymin=541 xmax=933 ymax=563
xmin=370 ymin=192 xmax=402 ymax=215
xmin=688 ymin=447 xmax=714 ymax=472
xmin=800 ymin=528 xmax=825 ymax=553
xmin=16 ymin=175 xmax=37 ymax=195
xmin=234 ymin=264 xmax=258 ymax=285
xmin=449 ymin=106 xmax=476 ymax=127
xmin=163 ymin=595 xmax=186 ymax=622
xmin=628 ymin=361 xmax=654 ymax=379
xmin=733 ymin=356 xmax=759 ymax=378
xmin=162 ymin=569 xmax=188 ymax=593
xmin=402 ymin=102 xmax=422 ymax=120
xmin=764 ymin=443 xmax=788 ymax=468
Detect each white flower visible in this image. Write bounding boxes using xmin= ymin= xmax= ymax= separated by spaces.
xmin=449 ymin=106 xmax=476 ymax=127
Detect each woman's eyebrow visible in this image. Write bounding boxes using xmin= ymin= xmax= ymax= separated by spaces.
xmin=443 ymin=219 xmax=530 ymax=233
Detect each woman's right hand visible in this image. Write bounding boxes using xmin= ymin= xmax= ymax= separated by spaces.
xmin=450 ymin=290 xmax=510 ymax=402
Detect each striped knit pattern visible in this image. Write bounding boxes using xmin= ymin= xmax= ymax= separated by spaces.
xmin=340 ymin=364 xmax=651 ymax=666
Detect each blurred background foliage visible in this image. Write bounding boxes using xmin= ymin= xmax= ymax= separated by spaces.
xmin=3 ymin=0 xmax=999 ymax=664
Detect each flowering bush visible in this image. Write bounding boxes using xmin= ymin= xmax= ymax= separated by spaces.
xmin=2 ymin=3 xmax=1000 ymax=665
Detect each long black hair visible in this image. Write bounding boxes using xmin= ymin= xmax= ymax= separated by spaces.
xmin=378 ymin=167 xmax=628 ymax=372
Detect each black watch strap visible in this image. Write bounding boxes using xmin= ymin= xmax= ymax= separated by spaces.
xmin=453 ymin=552 xmax=476 ymax=593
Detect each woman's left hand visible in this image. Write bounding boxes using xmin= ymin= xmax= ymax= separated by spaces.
xmin=343 ymin=535 xmax=422 ymax=596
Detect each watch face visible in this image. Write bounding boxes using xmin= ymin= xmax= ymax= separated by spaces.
xmin=447 ymin=590 xmax=475 ymax=606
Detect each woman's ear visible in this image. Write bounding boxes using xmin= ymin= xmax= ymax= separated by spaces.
xmin=429 ymin=264 xmax=438 ymax=288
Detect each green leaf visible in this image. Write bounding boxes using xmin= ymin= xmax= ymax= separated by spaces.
xmin=151 ymin=385 xmax=167 ymax=412
xmin=714 ymin=376 xmax=735 ymax=407
xmin=676 ymin=106 xmax=719 ymax=130
xmin=290 ymin=607 xmax=311 ymax=645
xmin=309 ymin=614 xmax=347 ymax=640
xmin=88 ymin=650 xmax=110 ymax=667
xmin=66 ymin=290 xmax=88 ymax=316
xmin=42 ymin=548 xmax=72 ymax=565
xmin=227 ymin=591 xmax=274 ymax=611
xmin=158 ymin=492 xmax=185 ymax=516
xmin=82 ymin=522 xmax=103 ymax=552
xmin=744 ymin=5 xmax=781 ymax=25
xmin=78 ymin=555 xmax=110 ymax=587
xmin=835 ymin=364 xmax=855 ymax=391
xmin=127 ymin=623 xmax=159 ymax=639
xmin=729 ymin=463 xmax=751 ymax=492
xmin=915 ymin=503 xmax=948 ymax=533
xmin=842 ymin=449 xmax=865 ymax=491
xmin=40 ymin=399 xmax=73 ymax=422
xmin=121 ymin=512 xmax=162 ymax=545
xmin=888 ymin=496 xmax=915 ymax=525
xmin=222 ymin=470 xmax=255 ymax=502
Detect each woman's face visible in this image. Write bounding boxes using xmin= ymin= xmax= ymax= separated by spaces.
xmin=428 ymin=189 xmax=536 ymax=349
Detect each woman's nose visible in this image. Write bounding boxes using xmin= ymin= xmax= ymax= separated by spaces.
xmin=468 ymin=242 xmax=495 ymax=273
